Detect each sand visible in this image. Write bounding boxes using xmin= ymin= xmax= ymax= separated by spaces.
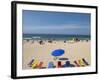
xmin=22 ymin=40 xmax=91 ymax=69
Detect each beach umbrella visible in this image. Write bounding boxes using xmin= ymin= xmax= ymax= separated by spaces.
xmin=51 ymin=49 xmax=65 ymax=60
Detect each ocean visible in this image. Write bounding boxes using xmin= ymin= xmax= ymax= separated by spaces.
xmin=23 ymin=34 xmax=90 ymax=40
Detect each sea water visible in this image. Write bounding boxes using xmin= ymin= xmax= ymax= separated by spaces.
xmin=23 ymin=34 xmax=90 ymax=40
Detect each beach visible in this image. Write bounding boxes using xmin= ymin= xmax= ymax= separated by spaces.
xmin=22 ymin=39 xmax=91 ymax=69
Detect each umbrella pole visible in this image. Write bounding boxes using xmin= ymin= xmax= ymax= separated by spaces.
xmin=53 ymin=57 xmax=58 ymax=60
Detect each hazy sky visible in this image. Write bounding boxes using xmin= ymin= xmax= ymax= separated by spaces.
xmin=22 ymin=10 xmax=90 ymax=35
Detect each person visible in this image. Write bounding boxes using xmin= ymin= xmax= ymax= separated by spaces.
xmin=39 ymin=40 xmax=44 ymax=45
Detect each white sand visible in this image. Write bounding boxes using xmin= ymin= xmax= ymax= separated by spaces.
xmin=22 ymin=40 xmax=91 ymax=69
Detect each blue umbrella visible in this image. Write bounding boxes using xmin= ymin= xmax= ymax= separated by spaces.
xmin=51 ymin=49 xmax=65 ymax=60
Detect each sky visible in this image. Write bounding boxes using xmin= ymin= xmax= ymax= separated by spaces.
xmin=22 ymin=10 xmax=91 ymax=35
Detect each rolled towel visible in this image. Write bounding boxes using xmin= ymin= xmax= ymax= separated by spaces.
xmin=78 ymin=59 xmax=85 ymax=67
xmin=28 ymin=59 xmax=34 ymax=66
xmin=48 ymin=61 xmax=55 ymax=68
xmin=37 ymin=62 xmax=43 ymax=68
xmin=32 ymin=59 xmax=39 ymax=69
xmin=82 ymin=58 xmax=89 ymax=65
xmin=28 ymin=57 xmax=35 ymax=67
xmin=57 ymin=61 xmax=62 ymax=68
xmin=62 ymin=61 xmax=70 ymax=67
xmin=74 ymin=61 xmax=80 ymax=67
